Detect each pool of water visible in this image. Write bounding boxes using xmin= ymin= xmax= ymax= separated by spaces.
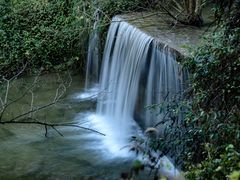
xmin=0 ymin=73 xmax=146 ymax=179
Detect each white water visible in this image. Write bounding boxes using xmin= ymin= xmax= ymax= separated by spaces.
xmin=94 ymin=16 xmax=187 ymax=178
xmin=144 ymin=43 xmax=188 ymax=127
xmin=79 ymin=113 xmax=136 ymax=158
xmin=75 ymin=86 xmax=99 ymax=100
xmin=85 ymin=8 xmax=100 ymax=89
xmin=97 ymin=16 xmax=187 ymax=142
xmin=97 ymin=16 xmax=152 ymax=148
xmin=76 ymin=15 xmax=187 ymax=178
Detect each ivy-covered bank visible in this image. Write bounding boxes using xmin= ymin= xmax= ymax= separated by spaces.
xmin=183 ymin=6 xmax=240 ymax=179
xmin=0 ymin=0 xmax=92 ymax=76
xmin=0 ymin=0 xmax=150 ymax=77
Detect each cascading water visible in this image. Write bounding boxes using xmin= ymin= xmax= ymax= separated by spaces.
xmin=94 ymin=16 xmax=153 ymax=154
xmin=143 ymin=43 xmax=188 ymax=128
xmin=92 ymin=16 xmax=188 ymax=178
xmin=78 ymin=7 xmax=100 ymax=100
xmin=84 ymin=7 xmax=100 ymax=90
xmin=97 ymin=16 xmax=187 ymax=139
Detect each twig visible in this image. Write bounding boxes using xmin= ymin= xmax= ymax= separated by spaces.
xmin=158 ymin=3 xmax=190 ymax=26
xmin=66 ymin=70 xmax=72 ymax=88
xmin=45 ymin=125 xmax=48 ymax=137
xmin=9 ymin=101 xmax=56 ymax=122
xmin=9 ymin=63 xmax=28 ymax=81
xmin=51 ymin=125 xmax=64 ymax=137
xmin=154 ymin=111 xmax=170 ymax=127
xmin=29 ymin=90 xmax=34 ymax=117
xmin=0 ymin=64 xmax=36 ymax=120
xmin=4 ymin=78 xmax=10 ymax=104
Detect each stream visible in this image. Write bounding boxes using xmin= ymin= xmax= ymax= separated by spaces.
xmin=0 ymin=73 xmax=146 ymax=180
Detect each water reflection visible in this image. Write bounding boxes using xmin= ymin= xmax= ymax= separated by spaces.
xmin=0 ymin=73 xmax=136 ymax=179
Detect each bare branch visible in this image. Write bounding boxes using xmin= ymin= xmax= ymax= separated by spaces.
xmin=0 ymin=118 xmax=105 ymax=136
xmin=195 ymin=0 xmax=202 ymax=14
xmin=9 ymin=101 xmax=56 ymax=122
xmin=3 ymin=78 xmax=10 ymax=104
xmin=51 ymin=125 xmax=64 ymax=137
xmin=45 ymin=124 xmax=48 ymax=137
xmin=172 ymin=0 xmax=185 ymax=12
xmin=29 ymin=90 xmax=34 ymax=117
xmin=0 ymin=97 xmax=3 ymax=108
xmin=66 ymin=70 xmax=72 ymax=88
xmin=9 ymin=63 xmax=28 ymax=81
xmin=158 ymin=3 xmax=190 ymax=25
xmin=0 ymin=75 xmax=39 ymax=121
xmin=53 ymin=83 xmax=66 ymax=102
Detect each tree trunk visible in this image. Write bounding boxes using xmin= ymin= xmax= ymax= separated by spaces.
xmin=186 ymin=0 xmax=203 ymax=26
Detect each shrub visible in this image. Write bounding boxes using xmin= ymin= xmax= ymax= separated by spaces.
xmin=130 ymin=3 xmax=240 ymax=179
xmin=0 ymin=0 xmax=92 ymax=76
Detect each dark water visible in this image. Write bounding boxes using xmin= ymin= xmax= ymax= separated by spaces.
xmin=0 ymin=73 xmax=145 ymax=180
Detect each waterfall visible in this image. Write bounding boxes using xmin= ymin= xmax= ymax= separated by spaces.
xmin=143 ymin=43 xmax=188 ymax=128
xmin=97 ymin=16 xmax=187 ymax=138
xmin=93 ymin=16 xmax=186 ymax=177
xmin=76 ymin=15 xmax=187 ymax=178
xmin=85 ymin=8 xmax=100 ymax=89
xmin=96 ymin=16 xmax=152 ymax=150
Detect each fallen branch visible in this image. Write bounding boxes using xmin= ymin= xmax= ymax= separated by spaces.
xmin=0 ymin=118 xmax=105 ymax=136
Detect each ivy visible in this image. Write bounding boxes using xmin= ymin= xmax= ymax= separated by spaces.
xmin=0 ymin=0 xmax=92 ymax=77
xmin=130 ymin=3 xmax=240 ymax=179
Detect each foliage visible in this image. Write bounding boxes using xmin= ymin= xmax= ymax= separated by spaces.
xmin=0 ymin=0 xmax=92 ymax=77
xmin=185 ymin=144 xmax=240 ymax=179
xmin=181 ymin=6 xmax=240 ymax=177
xmin=0 ymin=0 xmax=156 ymax=77
xmin=130 ymin=2 xmax=240 ymax=179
